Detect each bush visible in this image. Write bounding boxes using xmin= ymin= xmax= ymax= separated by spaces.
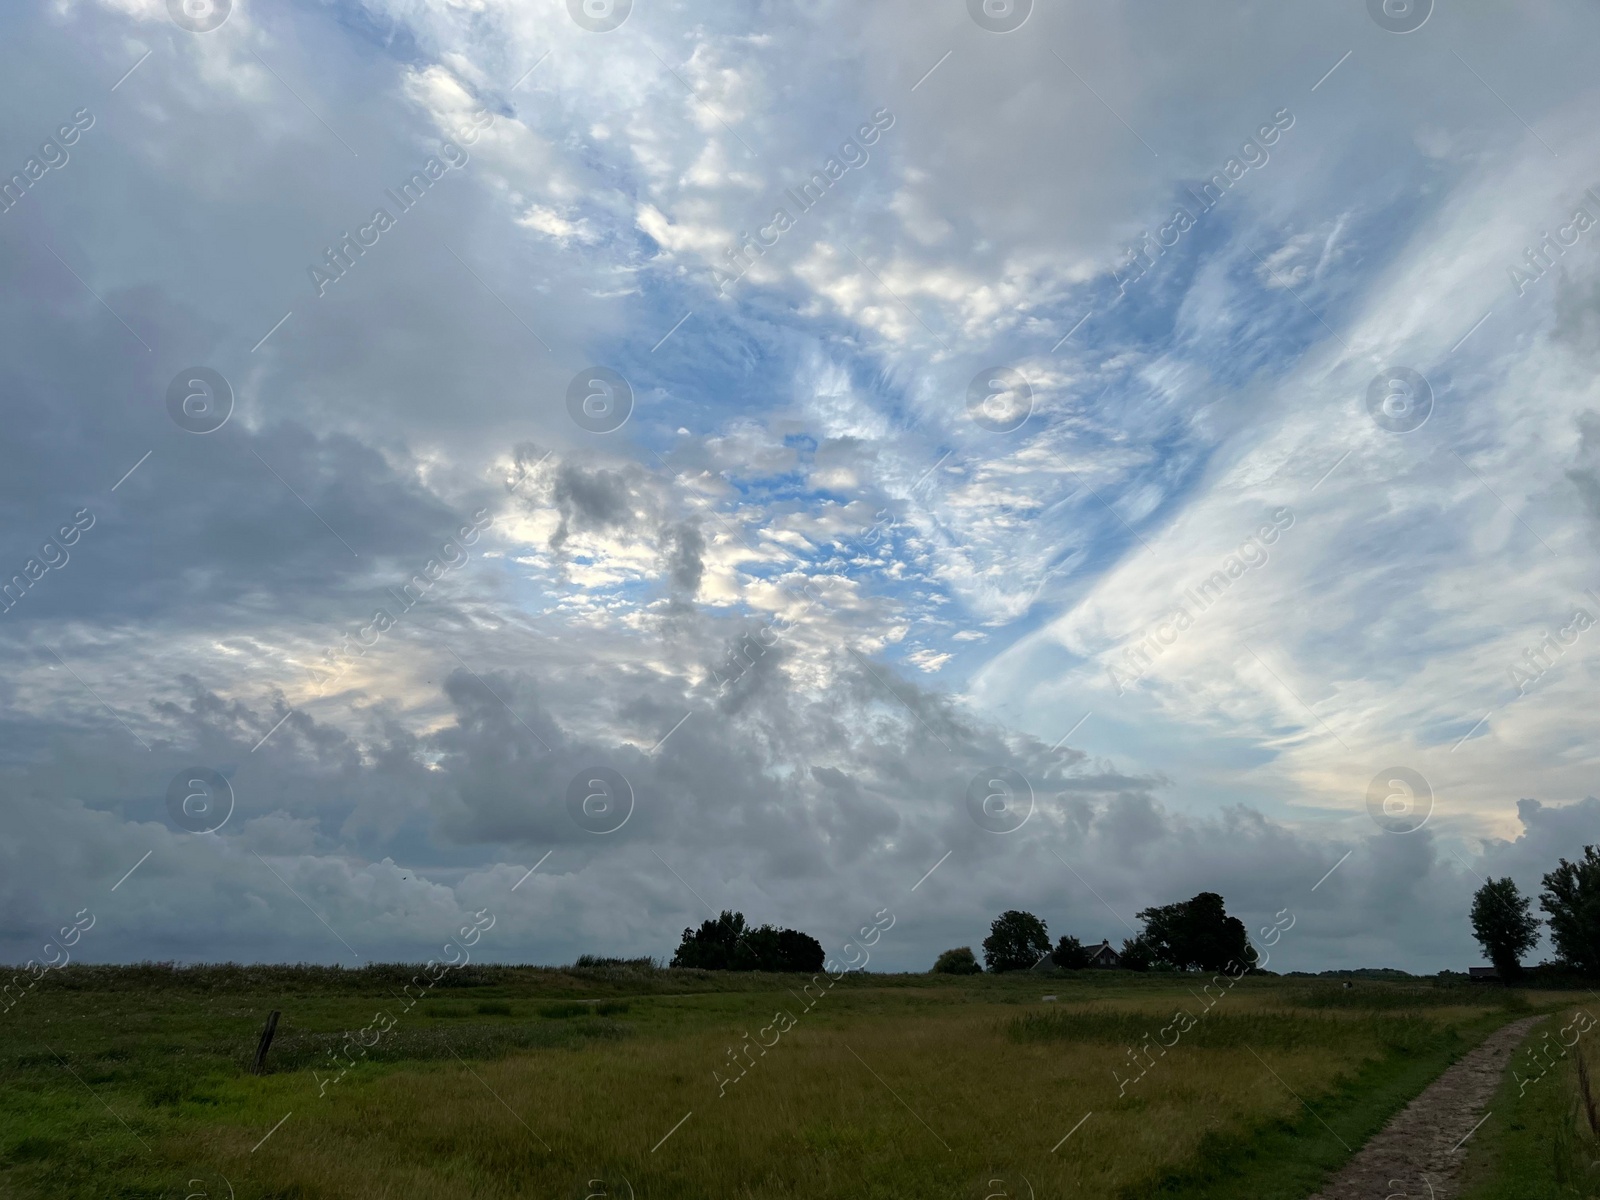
xmin=932 ymin=947 xmax=981 ymax=974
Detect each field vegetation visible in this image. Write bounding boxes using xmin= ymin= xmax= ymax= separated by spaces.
xmin=1462 ymin=1006 xmax=1600 ymax=1199
xmin=0 ymin=962 xmax=1576 ymax=1199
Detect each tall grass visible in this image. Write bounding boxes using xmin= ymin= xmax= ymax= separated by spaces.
xmin=254 ymin=1015 xmax=629 ymax=1072
xmin=1462 ymin=1011 xmax=1600 ymax=1199
xmin=1552 ymin=1039 xmax=1600 ymax=1198
xmin=539 ymin=1000 xmax=631 ymax=1019
xmin=0 ymin=969 xmax=1572 ymax=1200
xmin=26 ymin=959 xmax=679 ymax=995
xmin=1009 ymin=1006 xmax=1443 ymax=1053
xmin=1289 ymin=982 xmax=1529 ymax=1010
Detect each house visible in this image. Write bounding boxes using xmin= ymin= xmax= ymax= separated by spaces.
xmin=1030 ymin=939 xmax=1123 ymax=972
xmin=1468 ymin=966 xmax=1499 ymax=981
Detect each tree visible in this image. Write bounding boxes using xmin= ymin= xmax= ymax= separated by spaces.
xmin=669 ymin=911 xmax=823 ymax=972
xmin=932 ymin=947 xmax=981 ymax=974
xmin=730 ymin=924 xmax=825 ymax=972
xmin=1051 ymin=935 xmax=1091 ymax=969
xmin=773 ymin=928 xmax=826 ymax=972
xmin=1541 ymin=847 xmax=1600 ymax=975
xmin=982 ymin=910 xmax=1050 ymax=973
xmin=1119 ymin=935 xmax=1154 ymax=972
xmin=1469 ymin=877 xmax=1540 ymax=979
xmin=671 ymin=909 xmax=746 ymax=970
xmin=1133 ymin=892 xmax=1252 ymax=972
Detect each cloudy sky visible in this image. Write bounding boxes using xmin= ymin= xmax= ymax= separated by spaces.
xmin=3 ymin=0 xmax=1599 ymax=974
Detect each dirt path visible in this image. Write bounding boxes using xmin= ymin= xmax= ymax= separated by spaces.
xmin=1305 ymin=1015 xmax=1540 ymax=1200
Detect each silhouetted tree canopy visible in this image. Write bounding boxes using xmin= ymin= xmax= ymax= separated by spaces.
xmin=1119 ymin=935 xmax=1154 ymax=971
xmin=1542 ymin=847 xmax=1600 ymax=975
xmin=1130 ymin=891 xmax=1252 ymax=972
xmin=1051 ymin=934 xmax=1092 ymax=969
xmin=982 ymin=910 xmax=1050 ymax=973
xmin=1469 ymin=877 xmax=1540 ymax=979
xmin=669 ymin=911 xmax=824 ymax=972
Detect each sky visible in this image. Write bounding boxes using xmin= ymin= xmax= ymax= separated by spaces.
xmin=3 ymin=0 xmax=1599 ymax=975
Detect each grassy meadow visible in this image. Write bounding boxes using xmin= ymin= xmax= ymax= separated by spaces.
xmin=1463 ymin=1003 xmax=1600 ymax=1199
xmin=0 ymin=962 xmax=1578 ymax=1199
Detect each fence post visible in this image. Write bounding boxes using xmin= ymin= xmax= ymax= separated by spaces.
xmin=252 ymin=1009 xmax=280 ymax=1076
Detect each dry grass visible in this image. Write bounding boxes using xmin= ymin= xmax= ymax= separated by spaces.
xmin=169 ymin=993 xmax=1499 ymax=1197
xmin=0 ymin=969 xmax=1550 ymax=1199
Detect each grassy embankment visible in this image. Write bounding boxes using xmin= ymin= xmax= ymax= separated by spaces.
xmin=1463 ymin=999 xmax=1600 ymax=1199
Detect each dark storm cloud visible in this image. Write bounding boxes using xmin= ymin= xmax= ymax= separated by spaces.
xmin=550 ymin=461 xmax=637 ymax=547
xmin=0 ymin=640 xmax=1160 ymax=964
xmin=1 ymin=639 xmax=1585 ymax=972
xmin=662 ymin=521 xmax=705 ymax=595
xmin=519 ymin=452 xmax=706 ymax=605
xmin=0 ymin=250 xmax=494 ymax=635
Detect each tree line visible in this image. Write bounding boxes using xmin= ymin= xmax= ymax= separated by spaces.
xmin=661 ymin=846 xmax=1600 ymax=980
xmin=935 ymin=890 xmax=1254 ymax=974
xmin=1470 ymin=846 xmax=1600 ymax=979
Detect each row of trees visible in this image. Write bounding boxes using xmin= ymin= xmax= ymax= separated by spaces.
xmin=659 ymin=851 xmax=1600 ymax=979
xmin=935 ymin=891 xmax=1253 ymax=974
xmin=669 ymin=910 xmax=825 ymax=972
xmin=1470 ymin=846 xmax=1600 ymax=978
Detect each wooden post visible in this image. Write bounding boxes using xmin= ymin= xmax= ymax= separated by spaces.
xmin=252 ymin=1010 xmax=280 ymax=1076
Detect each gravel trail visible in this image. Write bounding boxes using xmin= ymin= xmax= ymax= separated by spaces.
xmin=1304 ymin=1015 xmax=1540 ymax=1200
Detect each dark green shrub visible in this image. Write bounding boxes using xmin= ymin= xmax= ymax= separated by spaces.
xmin=932 ymin=947 xmax=981 ymax=974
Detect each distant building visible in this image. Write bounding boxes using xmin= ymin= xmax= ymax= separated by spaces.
xmin=1088 ymin=941 xmax=1121 ymax=969
xmin=1468 ymin=966 xmax=1500 ymax=981
xmin=1032 ymin=940 xmax=1123 ymax=971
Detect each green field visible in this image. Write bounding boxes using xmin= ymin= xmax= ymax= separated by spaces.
xmin=0 ymin=963 xmax=1580 ymax=1199
xmin=1463 ymin=1004 xmax=1600 ymax=1200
